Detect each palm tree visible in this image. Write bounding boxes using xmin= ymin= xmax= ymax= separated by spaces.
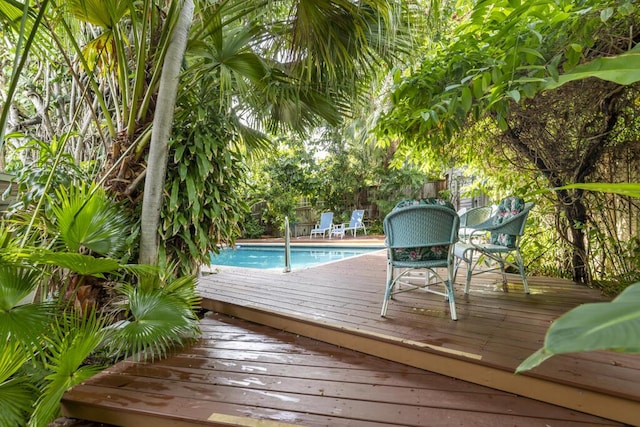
xmin=1 ymin=0 xmax=415 ymax=270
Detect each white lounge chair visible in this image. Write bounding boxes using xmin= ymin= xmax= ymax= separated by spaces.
xmin=310 ymin=212 xmax=334 ymax=238
xmin=331 ymin=209 xmax=367 ymax=238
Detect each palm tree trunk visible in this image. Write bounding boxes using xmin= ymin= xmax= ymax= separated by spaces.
xmin=139 ymin=0 xmax=194 ymax=265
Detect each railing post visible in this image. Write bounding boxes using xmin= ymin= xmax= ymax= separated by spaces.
xmin=284 ymin=216 xmax=291 ymax=272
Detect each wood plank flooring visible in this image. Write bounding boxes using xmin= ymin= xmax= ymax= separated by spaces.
xmin=61 ymin=242 xmax=640 ymax=426
xmin=195 ymin=248 xmax=640 ymax=425
xmin=62 ymin=313 xmax=624 ymax=426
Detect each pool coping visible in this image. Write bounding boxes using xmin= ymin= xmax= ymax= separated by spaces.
xmin=230 ymin=236 xmax=387 ymax=248
xmin=204 ymin=240 xmax=386 ymax=274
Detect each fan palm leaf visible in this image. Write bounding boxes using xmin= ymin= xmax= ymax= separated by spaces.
xmin=51 ymin=184 xmax=130 ymax=257
xmin=0 ymin=265 xmax=51 ymax=346
xmin=27 ymin=251 xmax=122 ymax=277
xmin=111 ymin=282 xmax=200 ymax=361
xmin=67 ymin=0 xmax=130 ymax=28
xmin=0 ymin=341 xmax=35 ymax=427
xmin=28 ymin=309 xmax=108 ymax=427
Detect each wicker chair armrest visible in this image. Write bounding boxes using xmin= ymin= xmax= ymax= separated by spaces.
xmin=470 ymin=203 xmax=534 ymax=236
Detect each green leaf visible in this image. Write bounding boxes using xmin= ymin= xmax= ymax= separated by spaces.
xmin=0 ymin=341 xmax=34 ymax=427
xmin=111 ymin=284 xmax=199 ymax=360
xmin=545 ymin=53 xmax=640 ymax=89
xmin=507 ymin=90 xmax=520 ymax=103
xmin=0 ymin=266 xmax=40 ymax=310
xmin=53 ymin=184 xmax=129 ymax=256
xmin=186 ymin=175 xmax=196 ymax=205
xmin=461 ymin=87 xmax=472 ymax=112
xmin=600 ymin=7 xmax=614 ymax=22
xmin=517 ymin=283 xmax=640 ymax=373
xmin=31 ymin=309 xmax=107 ymax=426
xmin=29 ymin=251 xmax=121 ymax=276
xmin=518 ymin=47 xmax=545 ymax=61
xmin=554 ymin=182 xmax=640 ymax=198
xmin=516 ymin=348 xmax=553 ymax=373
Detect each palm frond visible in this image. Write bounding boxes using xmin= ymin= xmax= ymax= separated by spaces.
xmin=0 ymin=264 xmax=51 ymax=346
xmin=111 ymin=284 xmax=200 ymax=361
xmin=29 ymin=309 xmax=108 ymax=427
xmin=0 ymin=341 xmax=35 ymax=427
xmin=52 ymin=184 xmax=130 ymax=257
xmin=27 ymin=250 xmax=121 ymax=277
xmin=0 ymin=303 xmax=53 ymax=348
xmin=67 ymin=0 xmax=130 ymax=28
xmin=0 ymin=264 xmax=40 ymax=309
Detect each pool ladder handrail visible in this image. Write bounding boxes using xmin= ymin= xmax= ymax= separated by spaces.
xmin=284 ymin=216 xmax=291 ymax=273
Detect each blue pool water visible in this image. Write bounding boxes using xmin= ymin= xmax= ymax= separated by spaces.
xmin=210 ymin=245 xmax=381 ymax=270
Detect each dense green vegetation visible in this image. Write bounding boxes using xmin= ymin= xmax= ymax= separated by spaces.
xmin=1 ymin=0 xmax=639 ymax=423
xmin=0 ymin=0 xmax=416 ymax=424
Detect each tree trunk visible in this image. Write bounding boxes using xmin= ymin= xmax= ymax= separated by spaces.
xmin=564 ymin=195 xmax=590 ymax=284
xmin=139 ymin=0 xmax=194 ymax=265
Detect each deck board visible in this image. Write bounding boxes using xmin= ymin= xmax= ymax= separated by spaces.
xmin=62 ymin=241 xmax=640 ymax=426
xmin=195 ymin=248 xmax=640 ymax=425
xmin=63 ymin=314 xmax=623 ymax=427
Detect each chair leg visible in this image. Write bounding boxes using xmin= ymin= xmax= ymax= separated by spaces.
xmin=454 ymin=246 xmax=474 ymax=294
xmin=464 ymin=258 xmax=473 ymax=294
xmin=381 ymin=262 xmax=394 ymax=317
xmin=515 ymin=250 xmax=530 ymax=294
xmin=499 ymin=258 xmax=507 ymax=285
xmin=446 ymin=265 xmax=457 ymax=320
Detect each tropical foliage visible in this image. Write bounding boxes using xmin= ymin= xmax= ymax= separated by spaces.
xmin=2 ymin=0 xmax=640 ymax=420
xmin=377 ymin=0 xmax=640 ymax=285
xmin=1 ymin=0 xmax=416 ymax=274
xmin=0 ymin=1 xmax=419 ymax=424
xmin=0 ymin=183 xmax=200 ymax=426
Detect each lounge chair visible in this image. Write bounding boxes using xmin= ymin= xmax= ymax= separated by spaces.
xmin=381 ymin=200 xmax=460 ymax=320
xmin=310 ymin=212 xmax=334 ymax=238
xmin=454 ymin=197 xmax=534 ymax=294
xmin=330 ymin=209 xmax=367 ymax=239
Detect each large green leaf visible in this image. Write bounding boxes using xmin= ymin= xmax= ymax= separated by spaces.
xmin=545 ymin=52 xmax=640 ymax=89
xmin=28 ymin=251 xmax=121 ymax=276
xmin=111 ymin=283 xmax=200 ymax=360
xmin=67 ymin=0 xmax=129 ymax=28
xmin=554 ymin=182 xmax=640 ymax=198
xmin=0 ymin=265 xmax=40 ymax=310
xmin=517 ymin=283 xmax=640 ymax=373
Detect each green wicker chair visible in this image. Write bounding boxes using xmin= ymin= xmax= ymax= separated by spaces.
xmin=458 ymin=205 xmax=495 ymax=242
xmin=381 ymin=203 xmax=460 ymax=320
xmin=454 ymin=198 xmax=534 ymax=294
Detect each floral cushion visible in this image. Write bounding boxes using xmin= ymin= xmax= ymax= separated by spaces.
xmin=390 ymin=198 xmax=455 ymax=262
xmin=490 ymin=196 xmax=525 ymax=248
xmin=393 ymin=198 xmax=455 ymax=211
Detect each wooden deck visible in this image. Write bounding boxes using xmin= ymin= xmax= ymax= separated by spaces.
xmin=62 ymin=241 xmax=640 ymax=426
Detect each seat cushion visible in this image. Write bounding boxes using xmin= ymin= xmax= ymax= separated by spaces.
xmin=490 ymin=196 xmax=525 ymax=247
xmin=390 ymin=198 xmax=454 ymax=261
xmin=391 ymin=245 xmax=450 ymax=262
xmin=393 ymin=198 xmax=455 ymax=211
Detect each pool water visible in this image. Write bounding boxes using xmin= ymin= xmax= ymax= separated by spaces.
xmin=210 ymin=245 xmax=381 ymax=270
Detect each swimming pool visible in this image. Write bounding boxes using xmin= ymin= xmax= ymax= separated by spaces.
xmin=209 ymin=245 xmax=382 ymax=270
